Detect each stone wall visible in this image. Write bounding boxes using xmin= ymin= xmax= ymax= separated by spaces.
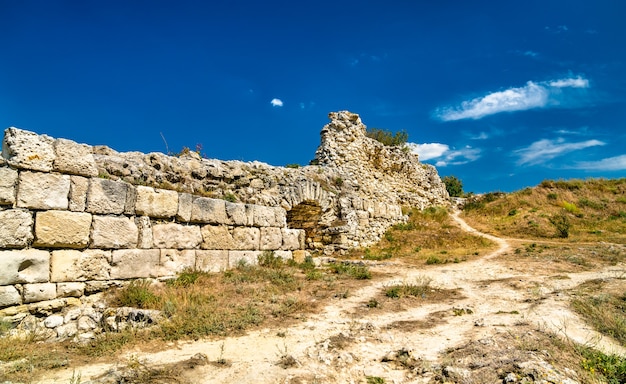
xmin=0 ymin=110 xmax=449 ymax=316
xmin=0 ymin=128 xmax=305 ymax=313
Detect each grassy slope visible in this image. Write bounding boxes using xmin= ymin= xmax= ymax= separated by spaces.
xmin=461 ymin=178 xmax=626 ymax=243
xmin=347 ymin=206 xmax=498 ymax=265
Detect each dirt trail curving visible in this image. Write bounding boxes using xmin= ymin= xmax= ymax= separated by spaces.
xmin=39 ymin=212 xmax=625 ymax=383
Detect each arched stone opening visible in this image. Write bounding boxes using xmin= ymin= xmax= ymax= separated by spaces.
xmin=286 ymin=200 xmax=325 ymax=249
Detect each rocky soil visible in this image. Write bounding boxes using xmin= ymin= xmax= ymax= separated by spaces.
xmin=35 ymin=212 xmax=625 ymax=384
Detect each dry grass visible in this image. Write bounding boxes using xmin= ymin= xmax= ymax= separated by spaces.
xmin=462 ymin=178 xmax=626 ymax=243
xmin=499 ymin=241 xmax=626 ymax=274
xmin=570 ymin=278 xmax=626 ymax=346
xmin=0 ymin=254 xmax=373 ymax=382
xmin=348 ymin=206 xmax=497 ymax=265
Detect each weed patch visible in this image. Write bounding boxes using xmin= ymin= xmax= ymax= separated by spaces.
xmin=327 ymin=262 xmax=372 ymax=279
xmin=385 ymin=277 xmax=432 ymax=298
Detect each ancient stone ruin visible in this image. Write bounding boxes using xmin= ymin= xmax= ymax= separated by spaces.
xmin=0 ymin=110 xmax=448 ymax=340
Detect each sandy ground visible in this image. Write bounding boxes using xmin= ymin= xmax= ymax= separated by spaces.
xmin=38 ymin=211 xmax=625 ymax=384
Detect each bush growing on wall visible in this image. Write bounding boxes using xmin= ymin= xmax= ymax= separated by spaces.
xmin=366 ymin=128 xmax=408 ymax=147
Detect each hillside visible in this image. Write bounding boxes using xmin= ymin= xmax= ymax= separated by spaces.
xmin=461 ymin=178 xmax=626 ymax=243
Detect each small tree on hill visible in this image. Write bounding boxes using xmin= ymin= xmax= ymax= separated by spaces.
xmin=442 ymin=175 xmax=464 ymax=197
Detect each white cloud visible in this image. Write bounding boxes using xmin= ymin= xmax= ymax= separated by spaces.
xmin=270 ymin=98 xmax=283 ymax=107
xmin=408 ymin=142 xmax=481 ymax=166
xmin=435 ymin=146 xmax=481 ymax=167
xmin=572 ymin=155 xmax=626 ymax=171
xmin=514 ymin=138 xmax=605 ymax=166
xmin=549 ymin=77 xmax=589 ymax=88
xmin=407 ymin=142 xmax=450 ymax=161
xmin=435 ymin=76 xmax=590 ymax=121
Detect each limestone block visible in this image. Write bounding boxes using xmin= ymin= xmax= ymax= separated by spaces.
xmin=228 ymin=250 xmax=261 ymax=268
xmin=77 ymin=316 xmax=97 ymax=331
xmin=232 ymin=227 xmax=260 ymax=250
xmin=52 ymin=138 xmax=98 ymax=177
xmin=34 ymin=211 xmax=92 ymax=248
xmin=292 ymin=250 xmax=308 ymax=263
xmin=65 ymin=307 xmax=81 ymax=321
xmin=273 ymin=250 xmax=293 ymax=261
xmin=51 ymin=249 xmax=111 ymax=282
xmin=191 ymin=197 xmax=227 ymax=224
xmin=159 ymin=249 xmax=196 ymax=276
xmin=110 ymin=249 xmax=160 ymax=279
xmin=281 ymin=228 xmax=305 ymax=250
xmin=124 ymin=184 xmax=137 ymax=215
xmin=135 ymin=216 xmax=153 ymax=249
xmin=200 ymin=225 xmax=233 ymax=250
xmin=23 ymin=283 xmax=57 ymax=303
xmin=225 ymin=201 xmax=247 ymax=225
xmin=195 ymin=250 xmax=228 ymax=273
xmin=27 ymin=298 xmax=76 ymax=315
xmin=56 ymin=282 xmax=85 ymax=298
xmin=374 ymin=202 xmax=387 ymax=218
xmin=0 ymin=167 xmax=18 ymax=205
xmin=86 ymin=178 xmax=128 ymax=214
xmin=250 ymin=204 xmax=276 ymax=227
xmin=44 ymin=314 xmax=64 ymax=328
xmin=135 ymin=186 xmax=178 ymax=218
xmin=260 ymin=227 xmax=282 ymax=250
xmin=0 ymin=209 xmax=33 ymax=248
xmin=274 ymin=207 xmax=287 ymax=227
xmin=69 ymin=176 xmax=89 ymax=211
xmin=0 ymin=286 xmax=22 ymax=307
xmin=56 ymin=322 xmax=78 ymax=339
xmin=177 ymin=193 xmax=192 ymax=222
xmin=17 ymin=171 xmax=70 ymax=210
xmin=2 ymin=127 xmax=55 ymax=171
xmin=152 ymin=223 xmax=202 ymax=249
xmin=91 ymin=215 xmax=138 ymax=248
xmin=0 ymin=249 xmax=49 ymax=285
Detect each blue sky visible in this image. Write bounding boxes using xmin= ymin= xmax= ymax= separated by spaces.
xmin=1 ymin=1 xmax=625 ymax=193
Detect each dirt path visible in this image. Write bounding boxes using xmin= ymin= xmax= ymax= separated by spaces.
xmin=39 ymin=212 xmax=625 ymax=383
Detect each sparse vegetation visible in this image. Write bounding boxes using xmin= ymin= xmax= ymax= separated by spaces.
xmin=462 ymin=178 xmax=626 ymax=242
xmin=347 ymin=205 xmax=495 ymax=265
xmin=327 ymin=262 xmax=372 ymax=279
xmin=571 ymin=279 xmax=626 ymax=346
xmin=385 ymin=276 xmax=433 ymax=298
xmin=365 ymin=127 xmax=408 ymax=147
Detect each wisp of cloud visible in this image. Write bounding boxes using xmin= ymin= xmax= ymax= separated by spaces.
xmin=435 ymin=76 xmax=589 ymax=121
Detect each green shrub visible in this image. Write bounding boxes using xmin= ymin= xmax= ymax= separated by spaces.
xmin=426 ymin=255 xmax=443 ymax=265
xmin=285 ymin=163 xmax=300 ymax=169
xmin=442 ymin=175 xmax=463 ymax=197
xmin=167 ymin=268 xmax=202 ymax=287
xmin=560 ymin=200 xmax=579 ymax=214
xmin=549 ymin=213 xmax=570 ymax=238
xmin=365 ymin=128 xmax=408 ymax=147
xmin=117 ymin=280 xmax=160 ymax=309
xmin=258 ymin=251 xmax=284 ymax=269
